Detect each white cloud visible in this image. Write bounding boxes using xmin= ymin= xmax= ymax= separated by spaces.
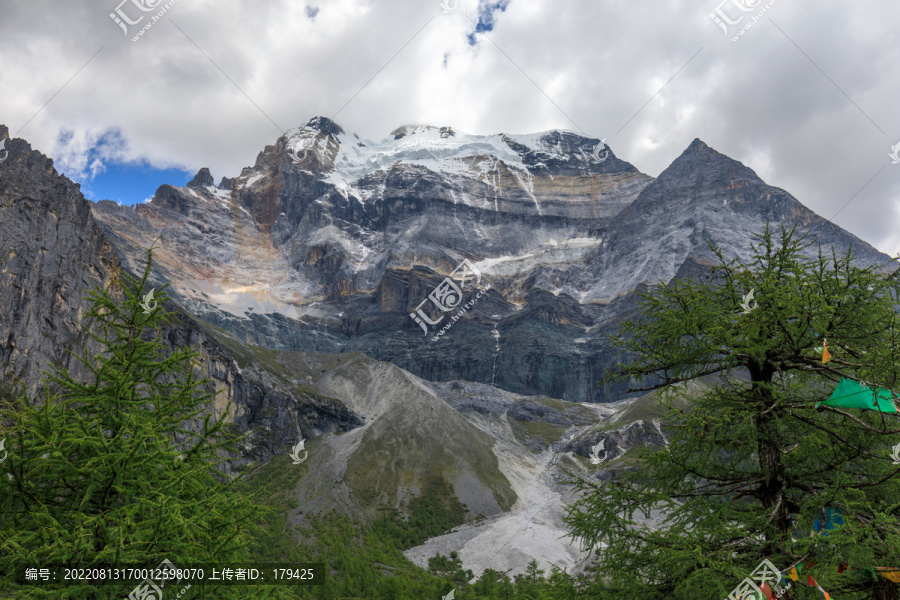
xmin=0 ymin=0 xmax=898 ymax=254
xmin=89 ymin=158 xmax=106 ymax=179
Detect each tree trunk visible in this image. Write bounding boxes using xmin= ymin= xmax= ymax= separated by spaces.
xmin=873 ymin=576 xmax=900 ymax=600
xmin=752 ymin=371 xmax=791 ymax=550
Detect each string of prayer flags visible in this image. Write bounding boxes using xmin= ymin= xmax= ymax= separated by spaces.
xmin=725 ymin=558 xmax=900 ymax=599
xmin=816 ymin=378 xmax=898 ymax=413
xmin=783 ymin=562 xmax=836 ymax=600
xmin=804 ymin=573 xmax=831 ymax=600
xmin=789 ymin=562 xmax=900 ymax=587
xmin=877 ymin=568 xmax=900 ymax=583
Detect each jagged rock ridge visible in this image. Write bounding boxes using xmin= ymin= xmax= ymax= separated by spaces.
xmin=0 ymin=124 xmax=361 ymax=478
xmin=89 ymin=118 xmax=892 ymax=403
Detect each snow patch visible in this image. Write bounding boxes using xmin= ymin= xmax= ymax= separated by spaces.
xmin=242 ymin=173 xmax=264 ymax=187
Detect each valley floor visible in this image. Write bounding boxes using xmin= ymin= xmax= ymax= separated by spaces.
xmin=402 ymin=397 xmax=625 ymax=578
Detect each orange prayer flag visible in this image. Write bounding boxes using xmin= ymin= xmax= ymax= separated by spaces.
xmin=822 ymin=340 xmax=831 ymax=364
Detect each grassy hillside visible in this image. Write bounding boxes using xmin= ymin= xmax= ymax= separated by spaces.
xmin=199 ymin=318 xmax=518 ymax=525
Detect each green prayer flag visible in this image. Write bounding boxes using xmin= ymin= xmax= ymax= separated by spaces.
xmin=817 ymin=378 xmax=898 ymax=413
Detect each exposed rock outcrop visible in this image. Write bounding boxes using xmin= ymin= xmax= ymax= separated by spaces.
xmin=89 ymin=119 xmax=893 ymax=403
xmin=0 ymin=124 xmax=363 ymax=476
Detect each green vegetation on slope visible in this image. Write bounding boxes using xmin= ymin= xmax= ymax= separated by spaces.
xmin=0 ymin=250 xmax=296 ymax=600
xmin=373 ymin=471 xmax=468 ymax=549
xmin=507 ymin=417 xmax=567 ymax=447
xmin=506 ymin=396 xmax=597 ymax=449
xmin=606 ymin=387 xmax=694 ymax=428
xmin=237 ymin=441 xmax=590 ymax=599
xmin=193 ymin=317 xmax=353 ymax=408
xmin=343 ymin=403 xmax=516 ymax=520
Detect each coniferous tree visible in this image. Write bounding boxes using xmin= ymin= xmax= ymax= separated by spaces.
xmin=545 ymin=565 xmax=581 ymax=600
xmin=565 ymin=225 xmax=900 ymax=600
xmin=0 ymin=248 xmax=296 ymax=599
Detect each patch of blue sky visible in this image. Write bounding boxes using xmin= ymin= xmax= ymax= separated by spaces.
xmin=466 ymin=0 xmax=509 ymax=46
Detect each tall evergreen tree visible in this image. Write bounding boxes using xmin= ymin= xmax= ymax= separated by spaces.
xmin=565 ymin=225 xmax=900 ymax=600
xmin=0 ymin=249 xmax=296 ymax=599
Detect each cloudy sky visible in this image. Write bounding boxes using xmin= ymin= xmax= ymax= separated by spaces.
xmin=1 ymin=0 xmax=899 ymax=255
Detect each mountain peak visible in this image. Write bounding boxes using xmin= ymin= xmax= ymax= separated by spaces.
xmin=686 ymin=138 xmax=711 ymax=153
xmin=388 ymin=124 xmax=454 ymax=140
xmin=655 ymin=137 xmax=759 ymax=184
xmin=304 ymin=116 xmax=344 ymax=137
xmin=187 ymin=167 xmax=214 ymax=188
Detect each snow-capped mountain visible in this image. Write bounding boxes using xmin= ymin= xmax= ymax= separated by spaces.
xmin=90 ymin=116 xmax=891 ymax=402
xmin=1 ymin=119 xmax=893 ymax=579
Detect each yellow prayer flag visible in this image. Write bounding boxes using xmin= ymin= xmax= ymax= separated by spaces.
xmin=877 ymin=568 xmax=900 ymax=583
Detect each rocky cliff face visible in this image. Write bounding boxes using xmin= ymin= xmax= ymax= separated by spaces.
xmin=0 ymin=124 xmax=363 ymax=477
xmin=580 ymin=139 xmax=890 ymax=301
xmin=89 ymin=118 xmax=892 ymax=403
xmin=89 ymin=118 xmax=655 ymax=403
xmin=0 ymin=123 xmax=120 ymax=400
